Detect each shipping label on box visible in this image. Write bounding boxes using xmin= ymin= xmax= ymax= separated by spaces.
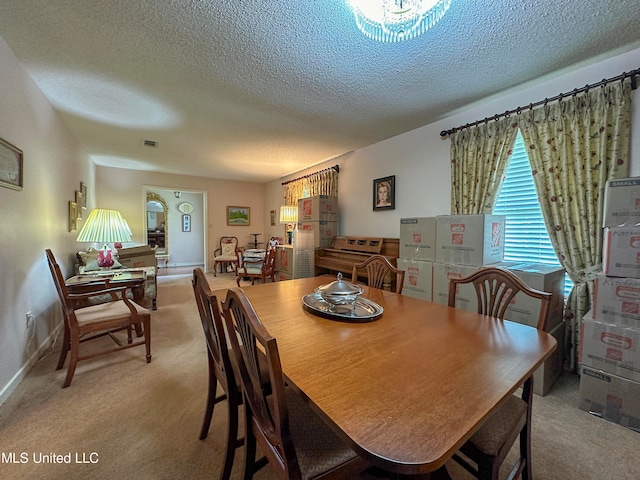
xmin=298 ymin=196 xmax=338 ymax=222
xmin=400 ymin=217 xmax=437 ymax=261
xmin=579 ymin=365 xmax=640 ymax=432
xmin=435 ymin=215 xmax=505 ymax=266
xmin=603 ymin=177 xmax=640 ymax=228
xmin=594 ymin=274 xmax=640 ymax=327
xmin=276 ymin=246 xmax=294 ymax=275
xmin=603 ymin=227 xmax=640 ymax=278
xmin=579 ymin=315 xmax=640 ymax=383
xmin=298 ymin=221 xmax=337 ymax=248
xmin=432 ymin=263 xmax=480 ymax=308
xmin=397 ymin=258 xmax=433 ymax=301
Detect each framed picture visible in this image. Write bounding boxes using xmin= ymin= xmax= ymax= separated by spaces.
xmin=182 ymin=214 xmax=191 ymax=232
xmin=227 ymin=206 xmax=250 ymax=226
xmin=270 ymin=209 xmax=276 ymax=226
xmin=75 ymin=191 xmax=84 ymax=219
xmin=80 ymin=182 xmax=88 ymax=208
xmin=0 ymin=137 xmax=23 ymax=191
xmin=68 ymin=201 xmax=78 ymax=232
xmin=373 ymin=175 xmax=395 ymax=211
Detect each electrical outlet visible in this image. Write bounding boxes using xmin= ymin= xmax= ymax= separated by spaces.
xmin=26 ymin=312 xmax=35 ymax=329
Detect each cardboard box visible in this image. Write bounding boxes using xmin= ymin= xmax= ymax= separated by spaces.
xmin=435 ymin=215 xmax=505 ymax=266
xmin=277 ymin=272 xmax=293 ymax=281
xmin=579 ymin=365 xmax=640 ymax=432
xmin=432 ymin=263 xmax=481 ymax=308
xmin=593 ymin=274 xmax=640 ymax=327
xmin=580 ymin=314 xmax=640 ymax=383
xmin=276 ymin=245 xmax=294 ymax=275
xmin=397 ymin=259 xmax=433 ymax=301
xmin=603 ymin=177 xmax=640 ymax=227
xmin=400 ymin=217 xmax=437 ymax=261
xmin=297 ymin=196 xmax=338 ymax=222
xmin=117 ymin=245 xmax=157 ymax=269
xmin=534 ymin=321 xmax=565 ymax=396
xmin=298 ymin=221 xmax=337 ymax=248
xmin=492 ymin=261 xmax=566 ymax=330
xmin=602 ymin=227 xmax=640 ymax=278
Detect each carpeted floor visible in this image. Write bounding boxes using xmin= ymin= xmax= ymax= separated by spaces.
xmin=1 ymin=272 xmax=639 ymax=479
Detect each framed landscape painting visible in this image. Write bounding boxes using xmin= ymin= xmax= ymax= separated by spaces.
xmin=227 ymin=206 xmax=250 ymax=226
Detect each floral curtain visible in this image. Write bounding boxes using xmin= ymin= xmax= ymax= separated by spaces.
xmin=283 ymin=167 xmax=339 ymax=206
xmin=518 ymin=80 xmax=632 ymax=370
xmin=450 ymin=118 xmax=520 ymax=214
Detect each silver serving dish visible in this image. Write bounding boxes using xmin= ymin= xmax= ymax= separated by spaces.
xmin=314 ymin=273 xmax=364 ymax=307
xmin=302 ymin=293 xmax=383 ymax=322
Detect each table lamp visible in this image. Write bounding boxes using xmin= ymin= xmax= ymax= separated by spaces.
xmin=279 ymin=205 xmax=298 ymax=245
xmin=76 ymin=208 xmax=132 ymax=268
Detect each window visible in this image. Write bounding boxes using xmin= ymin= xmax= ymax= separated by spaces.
xmin=493 ymin=132 xmax=573 ymax=296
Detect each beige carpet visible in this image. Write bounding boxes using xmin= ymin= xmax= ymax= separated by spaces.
xmin=1 ymin=273 xmax=639 ymax=480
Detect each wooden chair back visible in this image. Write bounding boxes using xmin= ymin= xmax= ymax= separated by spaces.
xmin=236 ymin=246 xmax=277 ymax=286
xmin=221 ymin=287 xmax=297 ymax=478
xmin=448 ymin=266 xmax=551 ymax=330
xmin=351 ymin=254 xmax=405 ymax=294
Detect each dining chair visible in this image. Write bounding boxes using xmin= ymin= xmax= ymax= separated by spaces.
xmin=191 ymin=268 xmax=243 ymax=480
xmin=236 ymin=245 xmax=277 ymax=287
xmin=221 ymin=287 xmax=371 ymax=480
xmin=447 ymin=266 xmax=552 ymax=480
xmin=351 ymin=254 xmax=405 ymax=294
xmin=213 ymin=236 xmax=241 ymax=276
xmin=45 ymin=249 xmax=151 ymax=388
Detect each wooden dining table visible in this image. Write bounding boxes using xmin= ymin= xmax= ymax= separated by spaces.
xmin=220 ymin=275 xmax=557 ymax=477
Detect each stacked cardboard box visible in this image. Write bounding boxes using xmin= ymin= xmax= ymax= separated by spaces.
xmin=398 ymin=214 xmax=566 ymax=395
xmin=580 ymin=177 xmax=640 ymax=431
xmin=297 ymin=196 xmax=338 ymax=248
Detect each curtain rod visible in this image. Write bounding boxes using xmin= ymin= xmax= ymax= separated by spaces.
xmin=281 ymin=164 xmax=340 ymax=185
xmin=439 ymin=67 xmax=640 ymax=138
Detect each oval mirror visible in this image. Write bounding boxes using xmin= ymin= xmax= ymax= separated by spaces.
xmin=146 ymin=193 xmax=168 ymax=254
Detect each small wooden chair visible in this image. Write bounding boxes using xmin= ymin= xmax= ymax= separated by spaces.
xmin=45 ymin=249 xmax=151 ymax=388
xmin=221 ymin=287 xmax=371 ymax=479
xmin=191 ymin=268 xmax=243 ymax=480
xmin=236 ymin=246 xmax=277 ymax=286
xmin=351 ymin=254 xmax=405 ymax=294
xmin=448 ymin=266 xmax=552 ymax=480
xmin=213 ymin=236 xmax=241 ymax=276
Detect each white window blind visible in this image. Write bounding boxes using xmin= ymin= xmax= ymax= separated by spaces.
xmin=493 ymin=132 xmax=573 ymax=296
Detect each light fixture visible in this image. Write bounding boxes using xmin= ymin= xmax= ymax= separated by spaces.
xmin=174 ymin=191 xmax=182 ymax=198
xmin=76 ymin=209 xmax=132 ymax=268
xmin=347 ymin=0 xmax=451 ymax=43
xmin=279 ymin=206 xmax=298 ymax=245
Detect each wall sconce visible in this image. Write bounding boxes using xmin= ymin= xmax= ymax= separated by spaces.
xmin=174 ymin=191 xmax=182 ymax=198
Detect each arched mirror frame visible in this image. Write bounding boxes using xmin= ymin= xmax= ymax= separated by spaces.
xmin=146 ymin=192 xmax=168 ymax=254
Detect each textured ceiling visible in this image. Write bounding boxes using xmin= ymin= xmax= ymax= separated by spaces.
xmin=1 ymin=0 xmax=639 ymax=183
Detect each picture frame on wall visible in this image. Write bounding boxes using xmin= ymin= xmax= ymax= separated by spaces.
xmin=0 ymin=136 xmax=23 ymax=191
xmin=68 ymin=201 xmax=78 ymax=232
xmin=373 ymin=175 xmax=395 ymax=211
xmin=270 ymin=209 xmax=276 ymax=226
xmin=80 ymin=182 xmax=88 ymax=208
xmin=182 ymin=214 xmax=191 ymax=232
xmin=75 ymin=191 xmax=84 ymax=219
xmin=227 ymin=206 xmax=250 ymax=226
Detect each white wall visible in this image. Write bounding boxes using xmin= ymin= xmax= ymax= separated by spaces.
xmin=269 ymin=47 xmax=640 ymax=238
xmin=0 ymin=37 xmax=94 ymax=402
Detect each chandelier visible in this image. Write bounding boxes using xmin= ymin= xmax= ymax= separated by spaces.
xmin=347 ymin=0 xmax=452 ymax=43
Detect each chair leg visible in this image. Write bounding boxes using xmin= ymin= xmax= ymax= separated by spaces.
xmin=242 ymin=407 xmax=257 ymax=480
xmin=199 ymin=355 xmax=218 ymax=440
xmin=144 ymin=317 xmax=152 ymax=363
xmin=62 ymin=336 xmax=80 ymax=388
xmin=220 ymin=392 xmax=241 ymax=480
xmin=56 ymin=324 xmax=70 ymax=370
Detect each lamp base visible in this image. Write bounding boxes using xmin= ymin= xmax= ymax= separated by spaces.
xmin=97 ymin=247 xmax=114 ymax=268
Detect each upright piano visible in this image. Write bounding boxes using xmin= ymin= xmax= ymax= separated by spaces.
xmin=315 ymin=236 xmax=400 ymax=289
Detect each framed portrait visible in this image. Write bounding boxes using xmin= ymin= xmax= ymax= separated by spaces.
xmin=270 ymin=209 xmax=276 ymax=226
xmin=373 ymin=175 xmax=395 ymax=211
xmin=182 ymin=214 xmax=191 ymax=232
xmin=0 ymin=137 xmax=23 ymax=191
xmin=75 ymin=191 xmax=84 ymax=219
xmin=68 ymin=201 xmax=78 ymax=232
xmin=80 ymin=182 xmax=88 ymax=208
xmin=227 ymin=206 xmax=250 ymax=226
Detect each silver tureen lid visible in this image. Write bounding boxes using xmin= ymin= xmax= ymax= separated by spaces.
xmin=315 ymin=273 xmax=363 ymax=296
